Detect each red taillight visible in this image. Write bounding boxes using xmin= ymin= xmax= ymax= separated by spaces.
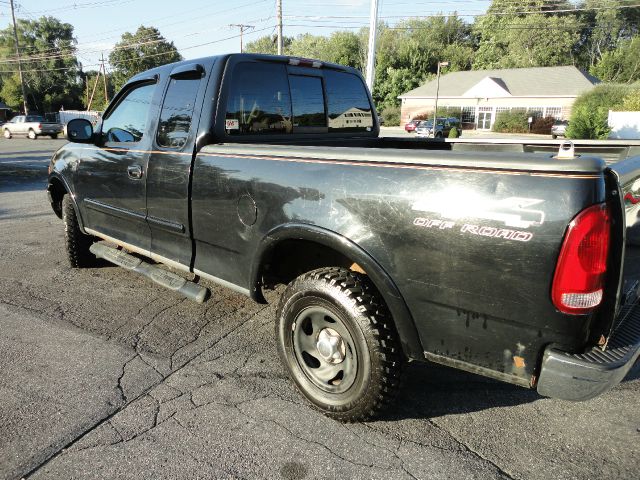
xmin=552 ymin=203 xmax=610 ymax=315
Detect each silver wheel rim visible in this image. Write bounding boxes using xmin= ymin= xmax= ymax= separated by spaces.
xmin=292 ymin=306 xmax=358 ymax=394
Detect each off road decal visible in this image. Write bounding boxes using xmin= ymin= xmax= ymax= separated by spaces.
xmin=412 ymin=195 xmax=545 ymax=229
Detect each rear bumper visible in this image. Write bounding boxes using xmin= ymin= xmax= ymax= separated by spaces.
xmin=537 ymin=299 xmax=640 ymax=401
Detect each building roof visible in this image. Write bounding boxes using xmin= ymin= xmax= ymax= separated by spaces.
xmin=399 ymin=66 xmax=599 ymax=99
xmin=0 ymin=101 xmax=10 ymax=110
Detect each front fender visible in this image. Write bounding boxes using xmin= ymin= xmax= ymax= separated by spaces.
xmin=251 ymin=223 xmax=424 ymax=360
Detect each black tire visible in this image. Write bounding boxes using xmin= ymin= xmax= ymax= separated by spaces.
xmin=50 ymin=134 xmax=58 ymax=139
xmin=552 ymin=134 xmax=558 ymax=139
xmin=62 ymin=194 xmax=98 ymax=268
xmin=276 ymin=267 xmax=402 ymax=422
xmin=435 ymin=132 xmax=443 ymax=138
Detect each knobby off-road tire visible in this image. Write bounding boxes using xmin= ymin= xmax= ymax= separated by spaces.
xmin=62 ymin=194 xmax=98 ymax=268
xmin=276 ymin=267 xmax=402 ymax=422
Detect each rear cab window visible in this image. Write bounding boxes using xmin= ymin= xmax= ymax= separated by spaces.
xmin=223 ymin=59 xmax=374 ymax=137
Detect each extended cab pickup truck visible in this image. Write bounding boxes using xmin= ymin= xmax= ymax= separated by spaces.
xmin=3 ymin=114 xmax=62 ymax=139
xmin=47 ymin=54 xmax=640 ymax=421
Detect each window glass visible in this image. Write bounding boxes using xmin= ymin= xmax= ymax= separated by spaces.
xmin=225 ymin=62 xmax=292 ymax=135
xmin=289 ymin=75 xmax=326 ymax=129
xmin=157 ymin=77 xmax=201 ymax=148
xmin=102 ymin=83 xmax=155 ymax=143
xmin=324 ymin=70 xmax=373 ymax=132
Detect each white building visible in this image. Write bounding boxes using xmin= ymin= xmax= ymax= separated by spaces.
xmin=399 ymin=66 xmax=599 ymax=130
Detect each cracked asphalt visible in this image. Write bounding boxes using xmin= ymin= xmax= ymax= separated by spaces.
xmin=1 ymin=138 xmax=639 ymax=480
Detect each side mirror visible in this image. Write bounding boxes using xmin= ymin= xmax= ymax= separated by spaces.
xmin=66 ymin=118 xmax=94 ymax=143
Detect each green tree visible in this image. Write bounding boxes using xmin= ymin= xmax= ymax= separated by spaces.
xmin=473 ymin=0 xmax=580 ymax=69
xmin=590 ymin=36 xmax=640 ymax=83
xmin=83 ymin=70 xmax=116 ymax=111
xmin=244 ymin=34 xmax=293 ymax=55
xmin=109 ymin=26 xmax=182 ymax=91
xmin=0 ymin=16 xmax=82 ymax=113
xmin=621 ymin=86 xmax=640 ymax=111
xmin=577 ymin=0 xmax=640 ymax=69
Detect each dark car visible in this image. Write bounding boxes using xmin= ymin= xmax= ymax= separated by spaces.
xmin=551 ymin=120 xmax=569 ymax=139
xmin=416 ymin=117 xmax=461 ymax=138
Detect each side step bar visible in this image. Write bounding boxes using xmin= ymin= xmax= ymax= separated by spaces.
xmin=89 ymin=243 xmax=210 ymax=303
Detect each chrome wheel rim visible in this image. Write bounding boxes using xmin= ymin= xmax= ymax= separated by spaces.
xmin=292 ymin=306 xmax=357 ymax=394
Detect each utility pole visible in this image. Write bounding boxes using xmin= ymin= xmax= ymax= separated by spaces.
xmin=229 ymin=24 xmax=254 ymax=53
xmin=277 ymin=0 xmax=283 ymax=55
xmin=101 ymin=54 xmax=109 ymax=104
xmin=365 ymin=0 xmax=379 ymax=92
xmin=87 ymin=55 xmax=107 ymax=111
xmin=9 ymin=0 xmax=28 ymax=114
xmin=432 ymin=61 xmax=449 ymax=138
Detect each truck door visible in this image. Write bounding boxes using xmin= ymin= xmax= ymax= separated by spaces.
xmin=74 ymin=80 xmax=158 ymax=250
xmin=145 ymin=63 xmax=209 ymax=268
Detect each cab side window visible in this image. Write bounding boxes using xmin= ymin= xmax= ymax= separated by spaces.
xmin=225 ymin=62 xmax=292 ymax=135
xmin=101 ymin=82 xmax=156 ymax=143
xmin=157 ymin=77 xmax=201 ymax=149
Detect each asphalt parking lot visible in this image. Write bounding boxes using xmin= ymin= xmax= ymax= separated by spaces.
xmin=1 ymin=137 xmax=639 ymax=480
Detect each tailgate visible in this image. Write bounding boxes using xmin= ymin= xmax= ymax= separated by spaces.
xmin=609 ymin=156 xmax=640 ymax=307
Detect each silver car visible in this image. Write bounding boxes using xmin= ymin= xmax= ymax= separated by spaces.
xmin=551 ymin=120 xmax=569 ymax=139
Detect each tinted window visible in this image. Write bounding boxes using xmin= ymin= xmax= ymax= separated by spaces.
xmin=102 ymin=83 xmax=155 ymax=143
xmin=225 ymin=62 xmax=292 ymax=135
xmin=157 ymin=77 xmax=201 ymax=148
xmin=289 ymin=75 xmax=326 ymax=130
xmin=26 ymin=115 xmax=45 ymax=122
xmin=324 ymin=70 xmax=373 ymax=132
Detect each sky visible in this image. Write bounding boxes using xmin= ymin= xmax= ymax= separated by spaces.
xmin=2 ymin=0 xmax=492 ymax=71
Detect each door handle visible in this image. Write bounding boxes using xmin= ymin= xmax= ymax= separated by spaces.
xmin=127 ymin=165 xmax=143 ymax=179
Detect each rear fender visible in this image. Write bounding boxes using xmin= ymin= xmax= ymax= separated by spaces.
xmin=251 ymin=223 xmax=424 ymax=360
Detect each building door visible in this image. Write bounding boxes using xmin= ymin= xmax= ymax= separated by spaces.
xmin=478 ymin=111 xmax=492 ymax=130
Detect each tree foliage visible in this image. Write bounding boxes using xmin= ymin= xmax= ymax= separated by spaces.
xmin=0 ymin=16 xmax=82 ymax=113
xmin=108 ymin=26 xmax=182 ymax=90
xmin=566 ymin=83 xmax=630 ymax=138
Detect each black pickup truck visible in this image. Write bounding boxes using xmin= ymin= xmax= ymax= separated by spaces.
xmin=47 ymin=54 xmax=640 ymax=421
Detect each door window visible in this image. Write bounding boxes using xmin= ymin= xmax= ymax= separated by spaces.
xmin=157 ymin=77 xmax=201 ymax=148
xmin=101 ymin=82 xmax=156 ymax=143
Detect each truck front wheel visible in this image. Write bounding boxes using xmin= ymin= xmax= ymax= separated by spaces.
xmin=276 ymin=267 xmax=402 ymax=421
xmin=62 ymin=194 xmax=98 ymax=268
xmin=3 ymin=129 xmax=11 ymax=139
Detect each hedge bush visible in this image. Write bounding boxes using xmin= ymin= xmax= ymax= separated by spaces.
xmin=493 ymin=110 xmax=529 ymax=133
xmin=566 ymin=84 xmax=630 ymax=139
xmin=380 ymin=105 xmax=401 ymax=126
xmin=531 ymin=116 xmax=556 ymax=135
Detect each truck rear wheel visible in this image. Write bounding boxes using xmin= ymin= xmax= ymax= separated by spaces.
xmin=62 ymin=194 xmax=98 ymax=268
xmin=28 ymin=129 xmax=37 ymax=140
xmin=276 ymin=267 xmax=402 ymax=422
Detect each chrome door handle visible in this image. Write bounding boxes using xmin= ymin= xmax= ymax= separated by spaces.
xmin=127 ymin=165 xmax=143 ymax=179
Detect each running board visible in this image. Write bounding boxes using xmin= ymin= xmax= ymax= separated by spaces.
xmin=89 ymin=243 xmax=209 ymax=303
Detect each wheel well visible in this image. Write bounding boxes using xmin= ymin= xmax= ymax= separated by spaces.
xmin=260 ymin=239 xmax=359 ymax=289
xmin=49 ymin=177 xmax=67 ymax=218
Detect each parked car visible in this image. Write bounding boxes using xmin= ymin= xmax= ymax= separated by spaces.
xmin=48 ymin=53 xmax=640 ymax=422
xmin=416 ymin=117 xmax=460 ymax=138
xmin=404 ymin=119 xmax=421 ymax=132
xmin=551 ymin=120 xmax=569 ymax=139
xmin=2 ymin=114 xmax=62 ymax=139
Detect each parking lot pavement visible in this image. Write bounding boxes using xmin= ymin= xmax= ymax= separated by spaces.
xmin=1 ymin=140 xmax=639 ymax=479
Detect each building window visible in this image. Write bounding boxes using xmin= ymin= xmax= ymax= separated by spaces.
xmin=461 ymin=106 xmax=475 ymax=123
xmin=527 ymin=107 xmax=544 ymax=118
xmin=545 ymin=107 xmax=562 ymax=119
